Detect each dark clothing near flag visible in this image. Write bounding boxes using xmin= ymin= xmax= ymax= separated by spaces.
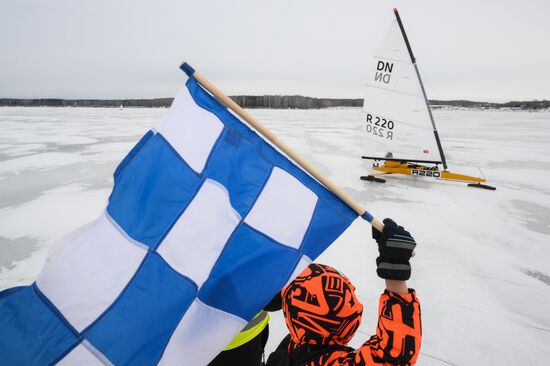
xmin=208 ymin=294 xmax=283 ymax=365
xmin=208 ymin=325 xmax=269 ymax=366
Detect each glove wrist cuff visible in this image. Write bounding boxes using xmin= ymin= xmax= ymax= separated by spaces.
xmin=376 ymin=259 xmax=411 ymax=281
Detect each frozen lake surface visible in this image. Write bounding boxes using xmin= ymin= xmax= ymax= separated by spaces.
xmin=1 ymin=106 xmax=549 ymax=365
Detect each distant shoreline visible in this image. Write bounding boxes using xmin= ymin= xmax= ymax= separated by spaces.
xmin=0 ymin=96 xmax=548 ymax=110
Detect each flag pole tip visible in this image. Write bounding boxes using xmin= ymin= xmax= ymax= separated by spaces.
xmin=393 ymin=7 xmax=398 ymax=12
xmin=180 ymin=62 xmax=195 ymax=76
xmin=361 ymin=211 xmax=374 ymax=222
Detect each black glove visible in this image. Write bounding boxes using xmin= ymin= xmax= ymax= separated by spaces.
xmin=372 ymin=218 xmax=416 ymax=281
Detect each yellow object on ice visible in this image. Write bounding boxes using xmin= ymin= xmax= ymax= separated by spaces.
xmin=372 ymin=160 xmax=486 ymax=184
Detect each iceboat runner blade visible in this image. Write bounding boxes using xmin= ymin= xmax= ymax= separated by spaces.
xmin=360 ymin=175 xmax=386 ymax=183
xmin=467 ymin=183 xmax=496 ymax=190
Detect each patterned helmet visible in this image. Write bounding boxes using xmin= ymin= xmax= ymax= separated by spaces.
xmin=282 ymin=263 xmax=363 ymax=346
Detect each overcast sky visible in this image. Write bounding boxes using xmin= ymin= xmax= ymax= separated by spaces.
xmin=1 ymin=0 xmax=548 ymax=101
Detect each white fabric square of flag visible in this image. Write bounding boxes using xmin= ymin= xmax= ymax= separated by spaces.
xmin=0 ymin=73 xmax=358 ymax=365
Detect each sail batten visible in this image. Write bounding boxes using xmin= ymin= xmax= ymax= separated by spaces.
xmin=371 ymin=55 xmax=411 ymax=65
xmin=365 ymin=83 xmax=423 ymax=98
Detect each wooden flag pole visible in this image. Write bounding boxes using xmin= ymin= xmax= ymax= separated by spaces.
xmin=180 ymin=62 xmax=384 ymax=233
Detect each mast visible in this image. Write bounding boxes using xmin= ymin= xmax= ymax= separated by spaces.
xmin=393 ymin=8 xmax=448 ymax=170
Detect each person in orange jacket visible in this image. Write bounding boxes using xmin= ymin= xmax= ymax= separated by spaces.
xmin=266 ymin=218 xmax=421 ymax=366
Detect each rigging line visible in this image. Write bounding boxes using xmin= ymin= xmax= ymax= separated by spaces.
xmin=417 ymin=60 xmax=447 ymax=117
xmin=420 ymin=65 xmax=441 ymax=104
xmin=477 ymin=165 xmax=486 ymax=180
xmin=393 ymin=8 xmax=448 ymax=170
xmin=412 ymin=49 xmax=448 ymax=169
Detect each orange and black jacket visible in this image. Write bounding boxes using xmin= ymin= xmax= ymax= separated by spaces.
xmin=266 ymin=290 xmax=422 ymax=366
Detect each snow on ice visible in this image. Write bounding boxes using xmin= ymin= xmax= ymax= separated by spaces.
xmin=0 ymin=106 xmax=549 ymax=365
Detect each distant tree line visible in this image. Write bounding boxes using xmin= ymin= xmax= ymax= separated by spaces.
xmin=430 ymin=99 xmax=550 ymax=110
xmin=0 ymin=96 xmax=548 ymax=110
xmin=229 ymin=95 xmax=363 ymax=109
xmin=0 ymin=98 xmax=174 ymax=108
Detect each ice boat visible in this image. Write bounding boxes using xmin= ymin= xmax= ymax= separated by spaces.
xmin=360 ymin=8 xmax=495 ymax=190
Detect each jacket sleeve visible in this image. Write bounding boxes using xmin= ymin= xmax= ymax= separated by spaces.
xmin=356 ymin=289 xmax=421 ymax=365
xmin=322 ymin=289 xmax=422 ymax=366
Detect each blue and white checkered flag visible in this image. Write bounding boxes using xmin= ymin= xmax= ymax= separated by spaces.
xmin=0 ymin=68 xmax=358 ymax=365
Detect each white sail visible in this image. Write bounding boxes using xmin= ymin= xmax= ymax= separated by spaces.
xmin=362 ymin=19 xmax=442 ymax=163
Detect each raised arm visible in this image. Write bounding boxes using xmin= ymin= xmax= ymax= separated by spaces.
xmin=355 ymin=289 xmax=421 ymax=365
xmin=354 ymin=219 xmax=421 ymax=365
